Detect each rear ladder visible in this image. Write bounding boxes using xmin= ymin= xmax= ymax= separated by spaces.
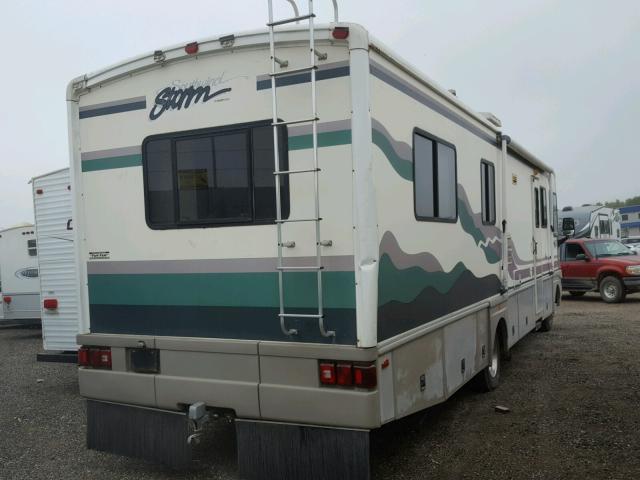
xmin=267 ymin=0 xmax=335 ymax=338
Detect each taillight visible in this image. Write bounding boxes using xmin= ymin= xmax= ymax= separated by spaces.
xmin=78 ymin=346 xmax=111 ymax=369
xmin=43 ymin=298 xmax=58 ymax=310
xmin=319 ymin=362 xmax=336 ymax=385
xmin=318 ymin=360 xmax=377 ymax=389
xmin=3 ymin=296 xmax=11 ymax=304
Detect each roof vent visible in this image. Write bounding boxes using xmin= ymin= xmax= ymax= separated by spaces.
xmin=480 ymin=112 xmax=502 ymax=127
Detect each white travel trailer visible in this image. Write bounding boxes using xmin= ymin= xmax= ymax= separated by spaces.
xmin=32 ymin=168 xmax=80 ymax=359
xmin=0 ymin=224 xmax=41 ymax=324
xmin=560 ymin=205 xmax=621 ymax=240
xmin=68 ymin=7 xmax=560 ymax=478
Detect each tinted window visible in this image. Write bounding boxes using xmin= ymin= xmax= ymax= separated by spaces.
xmin=540 ymin=187 xmax=548 ymax=228
xmin=565 ymin=243 xmax=585 ymax=260
xmin=414 ymin=131 xmax=457 ymax=221
xmin=143 ymin=123 xmax=288 ymax=228
xmin=480 ymin=160 xmax=496 ymax=225
xmin=27 ymin=239 xmax=37 ymax=257
xmin=534 ymin=188 xmax=540 ymax=228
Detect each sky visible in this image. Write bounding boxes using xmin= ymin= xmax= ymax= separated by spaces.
xmin=0 ymin=0 xmax=638 ymax=227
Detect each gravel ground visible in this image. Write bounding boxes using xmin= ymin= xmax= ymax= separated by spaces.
xmin=1 ymin=293 xmax=639 ymax=479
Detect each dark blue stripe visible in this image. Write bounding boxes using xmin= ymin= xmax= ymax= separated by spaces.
xmin=256 ymin=65 xmax=350 ymax=90
xmin=79 ymin=100 xmax=147 ymax=119
xmin=89 ymin=304 xmax=357 ymax=345
xmin=369 ymin=62 xmax=498 ymax=147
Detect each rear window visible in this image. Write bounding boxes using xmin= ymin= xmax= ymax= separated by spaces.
xmin=143 ymin=122 xmax=289 ymax=229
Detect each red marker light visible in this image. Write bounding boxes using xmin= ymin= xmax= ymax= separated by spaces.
xmin=332 ymin=27 xmax=349 ymax=40
xmin=185 ymin=42 xmax=199 ymax=55
xmin=3 ymin=296 xmax=11 ymax=304
xmin=43 ymin=298 xmax=58 ymax=310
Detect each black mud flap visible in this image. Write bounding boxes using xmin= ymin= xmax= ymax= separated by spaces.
xmin=86 ymin=400 xmax=192 ymax=469
xmin=236 ymin=420 xmax=370 ymax=480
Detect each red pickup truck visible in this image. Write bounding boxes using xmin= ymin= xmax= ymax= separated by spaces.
xmin=560 ymin=238 xmax=640 ymax=302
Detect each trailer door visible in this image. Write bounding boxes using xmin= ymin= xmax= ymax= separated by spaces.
xmin=531 ymin=177 xmax=543 ymax=316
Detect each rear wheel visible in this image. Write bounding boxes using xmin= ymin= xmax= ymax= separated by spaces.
xmin=599 ymin=276 xmax=625 ymax=303
xmin=569 ymin=291 xmax=586 ymax=297
xmin=474 ymin=333 xmax=501 ymax=392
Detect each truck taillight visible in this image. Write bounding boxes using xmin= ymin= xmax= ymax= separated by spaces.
xmin=43 ymin=298 xmax=58 ymax=310
xmin=318 ymin=360 xmax=377 ymax=390
xmin=78 ymin=346 xmax=111 ymax=369
xmin=3 ymin=296 xmax=11 ymax=304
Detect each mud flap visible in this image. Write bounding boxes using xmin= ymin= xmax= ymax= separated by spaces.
xmin=236 ymin=419 xmax=370 ymax=480
xmin=86 ymin=400 xmax=192 ymax=469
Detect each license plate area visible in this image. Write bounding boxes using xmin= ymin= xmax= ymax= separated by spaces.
xmin=128 ymin=348 xmax=160 ymax=374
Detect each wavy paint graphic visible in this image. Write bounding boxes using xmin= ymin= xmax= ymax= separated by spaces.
xmin=377 ymin=231 xmax=501 ymax=340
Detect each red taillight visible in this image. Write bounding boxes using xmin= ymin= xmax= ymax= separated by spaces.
xmin=78 ymin=346 xmax=111 ymax=369
xmin=332 ymin=27 xmax=349 ymax=40
xmin=354 ymin=364 xmax=377 ymax=389
xmin=3 ymin=296 xmax=11 ymax=304
xmin=319 ymin=362 xmax=336 ymax=385
xmin=319 ymin=360 xmax=377 ymax=389
xmin=43 ymin=298 xmax=58 ymax=310
xmin=185 ymin=42 xmax=199 ymax=54
xmin=336 ymin=363 xmax=353 ymax=386
xmin=78 ymin=347 xmax=90 ymax=367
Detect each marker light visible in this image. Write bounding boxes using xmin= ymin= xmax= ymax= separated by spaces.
xmin=43 ymin=298 xmax=58 ymax=310
xmin=185 ymin=42 xmax=199 ymax=55
xmin=332 ymin=27 xmax=349 ymax=40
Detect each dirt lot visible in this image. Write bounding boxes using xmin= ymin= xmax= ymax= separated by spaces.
xmin=1 ymin=293 xmax=639 ymax=480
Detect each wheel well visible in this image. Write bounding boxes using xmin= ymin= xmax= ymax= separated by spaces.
xmin=496 ymin=318 xmax=509 ymax=359
xmin=597 ymin=271 xmax=622 ymax=287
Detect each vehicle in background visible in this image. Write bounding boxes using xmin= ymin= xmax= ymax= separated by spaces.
xmin=559 ymin=205 xmax=621 ymax=240
xmin=621 ymin=236 xmax=640 ymax=253
xmin=0 ymin=224 xmax=41 ymax=324
xmin=560 ymin=238 xmax=640 ymax=303
xmin=31 ymin=168 xmax=79 ymax=362
xmin=67 ymin=5 xmax=560 ymax=478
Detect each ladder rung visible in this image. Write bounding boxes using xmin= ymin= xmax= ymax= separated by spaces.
xmin=274 ymin=168 xmax=320 ymax=176
xmin=277 ymin=265 xmax=324 ymax=271
xmin=279 ymin=313 xmax=324 ymax=319
xmin=276 ymin=217 xmax=322 ymax=224
xmin=273 ymin=117 xmax=318 ymax=127
xmin=270 ymin=65 xmax=317 ymax=77
xmin=268 ymin=13 xmax=315 ymax=27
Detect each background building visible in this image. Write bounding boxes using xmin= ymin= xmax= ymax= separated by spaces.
xmin=620 ymin=204 xmax=640 ymax=237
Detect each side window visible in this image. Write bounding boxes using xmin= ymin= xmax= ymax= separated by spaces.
xmin=552 ymin=192 xmax=559 ymax=234
xmin=540 ymin=187 xmax=548 ymax=228
xmin=414 ymin=130 xmax=457 ymax=222
xmin=480 ymin=160 xmax=496 ymax=225
xmin=622 ymin=214 xmax=628 ymax=221
xmin=565 ymin=243 xmax=585 ymax=261
xmin=143 ymin=123 xmax=289 ymax=229
xmin=27 ymin=239 xmax=37 ymax=257
xmin=534 ymin=188 xmax=540 ymax=228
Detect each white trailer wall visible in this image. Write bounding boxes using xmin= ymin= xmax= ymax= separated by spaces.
xmin=33 ymin=169 xmax=79 ymax=351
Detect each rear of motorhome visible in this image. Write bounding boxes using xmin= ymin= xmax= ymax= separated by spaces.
xmin=32 ymin=168 xmax=80 ymax=358
xmin=0 ymin=224 xmax=41 ymax=324
xmin=68 ymin=12 xmax=560 ymax=479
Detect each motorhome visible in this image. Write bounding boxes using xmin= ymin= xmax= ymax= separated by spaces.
xmin=559 ymin=205 xmax=621 ymax=240
xmin=68 ymin=4 xmax=560 ymax=478
xmin=0 ymin=224 xmax=41 ymax=324
xmin=32 ymin=168 xmax=80 ymax=359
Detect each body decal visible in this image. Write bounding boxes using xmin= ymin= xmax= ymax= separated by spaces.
xmin=79 ymin=96 xmax=147 ymax=119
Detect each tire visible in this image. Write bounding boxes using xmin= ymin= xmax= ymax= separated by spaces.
xmin=599 ymin=276 xmax=626 ymax=303
xmin=569 ymin=291 xmax=586 ymax=297
xmin=474 ymin=333 xmax=501 ymax=392
xmin=539 ymin=314 xmax=553 ymax=332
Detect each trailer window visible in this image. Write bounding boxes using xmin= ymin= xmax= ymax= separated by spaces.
xmin=534 ymin=188 xmax=540 ymax=228
xmin=552 ymin=192 xmax=558 ymax=234
xmin=413 ymin=130 xmax=457 ymax=222
xmin=143 ymin=122 xmax=289 ymax=228
xmin=480 ymin=160 xmax=496 ymax=225
xmin=27 ymin=239 xmax=37 ymax=257
xmin=540 ymin=187 xmax=548 ymax=228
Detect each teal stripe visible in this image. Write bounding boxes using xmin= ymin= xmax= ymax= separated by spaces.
xmin=288 ymin=130 xmax=352 ymax=150
xmin=88 ymin=271 xmax=356 ymax=309
xmin=372 ymin=128 xmax=413 ymax=180
xmin=82 ymin=154 xmax=142 ymax=172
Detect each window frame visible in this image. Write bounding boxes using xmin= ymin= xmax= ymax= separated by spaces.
xmin=141 ymin=119 xmax=290 ymax=230
xmin=412 ymin=128 xmax=458 ymax=224
xmin=480 ymin=159 xmax=496 ymax=226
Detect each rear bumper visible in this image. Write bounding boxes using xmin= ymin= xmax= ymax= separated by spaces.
xmin=77 ymin=333 xmax=381 ymax=430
